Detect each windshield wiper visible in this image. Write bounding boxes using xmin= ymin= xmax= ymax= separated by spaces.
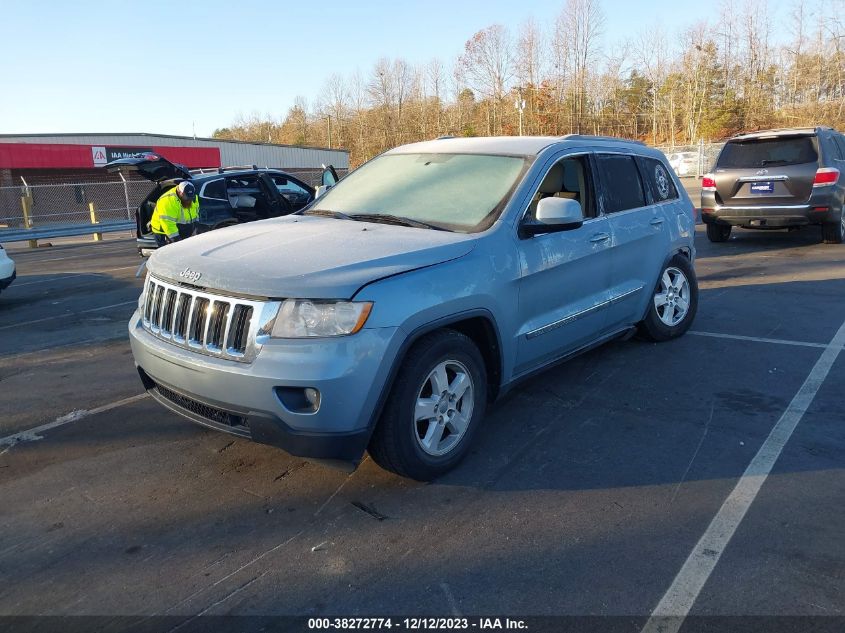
xmin=302 ymin=209 xmax=353 ymax=220
xmin=761 ymin=159 xmax=789 ymax=166
xmin=348 ymin=213 xmax=451 ymax=231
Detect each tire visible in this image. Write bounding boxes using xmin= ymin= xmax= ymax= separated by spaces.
xmin=639 ymin=254 xmax=698 ymax=342
xmin=369 ymin=329 xmax=487 ymax=481
xmin=821 ymin=213 xmax=844 ymax=244
xmin=706 ymin=223 xmax=732 ymax=242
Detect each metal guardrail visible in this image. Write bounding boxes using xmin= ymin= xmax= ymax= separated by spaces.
xmin=0 ymin=220 xmax=134 ymax=243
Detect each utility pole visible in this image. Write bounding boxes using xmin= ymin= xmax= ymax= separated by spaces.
xmin=326 ymin=116 xmax=332 ymax=148
xmin=515 ymin=88 xmax=526 ymax=136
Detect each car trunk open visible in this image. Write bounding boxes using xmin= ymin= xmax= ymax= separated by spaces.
xmin=104 ymin=154 xmax=192 ymax=182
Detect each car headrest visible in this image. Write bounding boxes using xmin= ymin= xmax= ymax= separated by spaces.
xmin=562 ymin=163 xmax=582 ymax=193
xmin=538 ymin=164 xmax=565 ymax=194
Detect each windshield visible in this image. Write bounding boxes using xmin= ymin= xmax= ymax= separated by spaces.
xmin=717 ymin=137 xmax=819 ymax=168
xmin=311 ymin=152 xmax=530 ymax=232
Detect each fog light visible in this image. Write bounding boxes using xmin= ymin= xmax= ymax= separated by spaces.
xmin=274 ymin=386 xmax=321 ymax=413
xmin=304 ymin=388 xmax=321 ymax=410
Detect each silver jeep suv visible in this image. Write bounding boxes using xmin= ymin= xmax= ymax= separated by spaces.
xmin=130 ymin=135 xmax=698 ymax=480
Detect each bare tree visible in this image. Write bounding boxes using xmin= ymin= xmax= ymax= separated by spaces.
xmin=213 ymin=0 xmax=845 ymax=168
xmin=515 ymin=19 xmax=546 ymax=134
xmin=635 ymin=25 xmax=668 ymax=143
xmin=459 ymin=24 xmax=515 ymax=134
xmin=555 ymin=0 xmax=605 ymax=133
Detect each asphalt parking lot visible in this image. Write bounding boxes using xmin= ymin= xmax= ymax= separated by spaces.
xmin=1 ymin=223 xmax=844 ymax=630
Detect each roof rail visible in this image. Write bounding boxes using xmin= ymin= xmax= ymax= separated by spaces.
xmin=436 ymin=135 xmax=456 ymax=140
xmin=731 ymin=126 xmax=835 ymax=138
xmin=215 ymin=164 xmax=260 ymax=174
xmin=559 ymin=134 xmax=645 ymax=145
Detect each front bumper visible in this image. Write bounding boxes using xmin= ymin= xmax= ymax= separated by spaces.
xmin=0 ymin=269 xmax=16 ymax=291
xmin=128 ymin=310 xmax=403 ymax=463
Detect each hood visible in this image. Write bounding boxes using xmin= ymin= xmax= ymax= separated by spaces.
xmin=147 ymin=215 xmax=477 ymax=299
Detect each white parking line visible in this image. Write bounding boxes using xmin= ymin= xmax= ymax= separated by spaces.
xmin=689 ymin=330 xmax=830 ymax=349
xmin=13 ymin=266 xmax=138 ymax=287
xmin=642 ymin=316 xmax=845 ymax=633
xmin=0 ymin=299 xmax=137 ymax=331
xmin=0 ymin=393 xmax=148 ymax=448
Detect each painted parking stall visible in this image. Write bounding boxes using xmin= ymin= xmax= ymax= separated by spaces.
xmin=0 ymin=219 xmax=843 ymax=628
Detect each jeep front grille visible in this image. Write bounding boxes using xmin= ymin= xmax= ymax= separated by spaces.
xmin=141 ymin=275 xmax=279 ymax=363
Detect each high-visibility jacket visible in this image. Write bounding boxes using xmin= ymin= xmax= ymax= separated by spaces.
xmin=151 ymin=186 xmax=200 ymax=238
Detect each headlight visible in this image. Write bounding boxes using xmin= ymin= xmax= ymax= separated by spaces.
xmin=138 ymin=274 xmax=149 ymax=311
xmin=270 ymin=300 xmax=373 ymax=338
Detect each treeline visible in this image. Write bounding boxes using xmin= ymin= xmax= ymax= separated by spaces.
xmin=213 ymin=0 xmax=845 ymax=166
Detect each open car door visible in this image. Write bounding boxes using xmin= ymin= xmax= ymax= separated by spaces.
xmin=257 ymin=173 xmax=293 ymax=219
xmin=103 ymin=153 xmax=191 ymax=183
xmin=315 ymin=164 xmax=340 ymax=198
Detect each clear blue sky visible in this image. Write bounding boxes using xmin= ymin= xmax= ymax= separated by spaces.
xmin=0 ymin=0 xmax=787 ymax=137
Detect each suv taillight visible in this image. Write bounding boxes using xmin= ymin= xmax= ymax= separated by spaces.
xmin=701 ymin=175 xmax=717 ymax=191
xmin=813 ymin=167 xmax=840 ymax=187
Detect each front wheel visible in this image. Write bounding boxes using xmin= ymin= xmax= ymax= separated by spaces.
xmin=639 ymin=255 xmax=698 ymax=342
xmin=369 ymin=329 xmax=487 ymax=481
xmin=821 ymin=213 xmax=844 ymax=244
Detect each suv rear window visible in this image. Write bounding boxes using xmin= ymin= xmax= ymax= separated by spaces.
xmin=717 ymin=137 xmax=818 ymax=168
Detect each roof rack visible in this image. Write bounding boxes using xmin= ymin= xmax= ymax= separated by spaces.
xmin=559 ymin=134 xmax=645 ymax=145
xmin=217 ymin=164 xmax=260 ymax=173
xmin=189 ymin=165 xmax=263 ymax=176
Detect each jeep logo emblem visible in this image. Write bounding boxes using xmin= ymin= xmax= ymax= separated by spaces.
xmin=179 ymin=268 xmax=202 ymax=283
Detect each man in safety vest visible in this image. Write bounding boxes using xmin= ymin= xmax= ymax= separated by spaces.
xmin=151 ymin=181 xmax=200 ymax=246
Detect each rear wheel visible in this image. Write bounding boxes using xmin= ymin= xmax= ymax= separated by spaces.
xmin=369 ymin=330 xmax=487 ymax=481
xmin=639 ymin=255 xmax=698 ymax=342
xmin=821 ymin=213 xmax=844 ymax=244
xmin=706 ymin=223 xmax=732 ymax=242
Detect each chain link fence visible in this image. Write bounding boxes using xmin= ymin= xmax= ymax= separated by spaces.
xmin=0 ymin=168 xmax=341 ymax=231
xmin=0 ymin=179 xmax=151 ymax=229
xmin=652 ymin=142 xmax=725 ymax=179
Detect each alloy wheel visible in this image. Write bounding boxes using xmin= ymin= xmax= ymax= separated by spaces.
xmin=413 ymin=360 xmax=475 ymax=457
xmin=654 ymin=267 xmax=691 ymax=327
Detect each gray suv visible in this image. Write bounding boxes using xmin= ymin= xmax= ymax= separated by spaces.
xmin=129 ymin=135 xmax=698 ymax=480
xmin=701 ymin=127 xmax=845 ymax=243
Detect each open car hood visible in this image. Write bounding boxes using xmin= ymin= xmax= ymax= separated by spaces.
xmin=104 ymin=153 xmax=191 ymax=182
xmin=146 ymin=215 xmax=476 ymax=299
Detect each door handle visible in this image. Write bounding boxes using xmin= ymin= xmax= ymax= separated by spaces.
xmin=590 ymin=232 xmax=611 ymax=243
xmin=650 ymin=217 xmax=665 ymax=227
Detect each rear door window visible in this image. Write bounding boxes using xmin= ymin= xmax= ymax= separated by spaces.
xmin=717 ymin=137 xmax=818 ymax=168
xmin=596 ymin=154 xmax=646 ymax=214
xmin=639 ymin=157 xmax=679 ymax=203
xmin=201 ymin=178 xmax=226 ymax=200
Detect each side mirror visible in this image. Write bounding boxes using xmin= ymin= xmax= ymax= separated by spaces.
xmin=321 ymin=164 xmax=339 ymax=188
xmin=314 ymin=185 xmax=330 ymax=199
xmin=520 ymin=197 xmax=584 ymax=237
